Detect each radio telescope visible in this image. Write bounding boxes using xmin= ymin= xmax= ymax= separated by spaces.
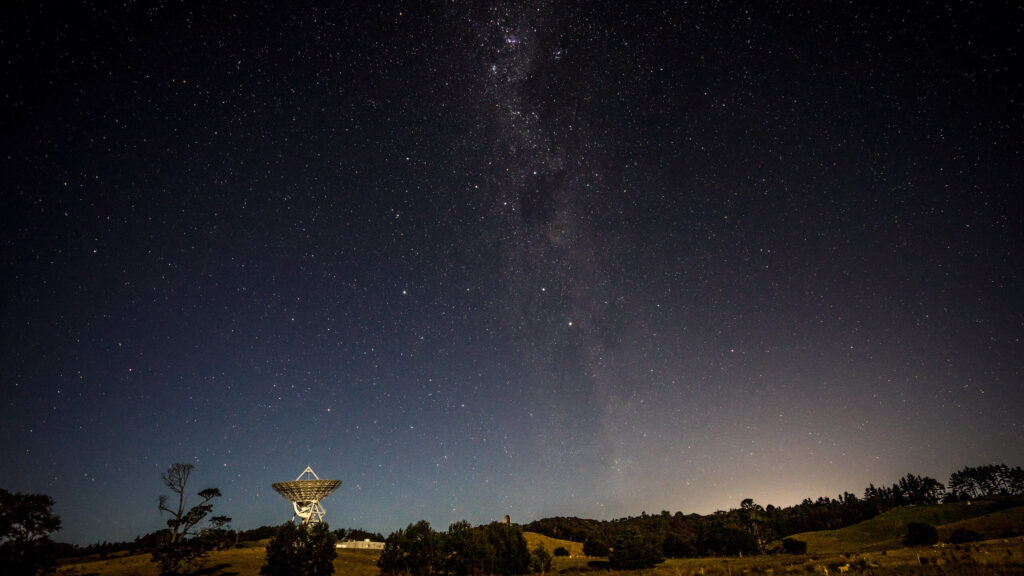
xmin=272 ymin=466 xmax=342 ymax=524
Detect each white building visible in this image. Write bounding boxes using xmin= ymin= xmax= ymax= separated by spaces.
xmin=337 ymin=539 xmax=385 ymax=550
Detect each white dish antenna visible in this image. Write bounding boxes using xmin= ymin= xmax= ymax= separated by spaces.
xmin=271 ymin=466 xmax=342 ymax=524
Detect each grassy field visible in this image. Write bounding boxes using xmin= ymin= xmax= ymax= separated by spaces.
xmin=57 ymin=533 xmax=582 ymax=576
xmin=57 ymin=544 xmax=382 ymax=576
xmin=58 ymin=517 xmax=1024 ymax=576
xmin=651 ymin=538 xmax=1024 ymax=575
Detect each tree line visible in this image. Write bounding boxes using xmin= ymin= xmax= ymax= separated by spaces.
xmin=525 ymin=464 xmax=1024 ymax=558
xmin=948 ymin=464 xmax=1024 ymax=500
xmin=377 ymin=520 xmax=552 ymax=576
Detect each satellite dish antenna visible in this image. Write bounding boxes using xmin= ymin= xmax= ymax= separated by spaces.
xmin=272 ymin=466 xmax=342 ymax=524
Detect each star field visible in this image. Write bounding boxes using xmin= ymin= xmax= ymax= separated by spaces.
xmin=2 ymin=2 xmax=1022 ymax=545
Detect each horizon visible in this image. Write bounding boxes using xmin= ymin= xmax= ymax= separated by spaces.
xmin=39 ymin=461 xmax=1016 ymax=546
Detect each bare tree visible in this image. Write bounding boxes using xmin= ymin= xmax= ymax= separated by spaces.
xmin=158 ymin=463 xmax=221 ymax=544
xmin=153 ymin=463 xmax=226 ymax=574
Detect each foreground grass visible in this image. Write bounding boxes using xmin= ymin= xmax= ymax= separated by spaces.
xmin=58 ymin=545 xmax=380 ymax=576
xmin=654 ymin=537 xmax=1024 ymax=575
xmin=58 ymin=531 xmax=1024 ymax=576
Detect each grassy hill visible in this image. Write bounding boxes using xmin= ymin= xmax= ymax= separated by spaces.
xmin=523 ymin=531 xmax=584 ymax=557
xmin=791 ymin=501 xmax=1024 ymax=554
xmin=939 ymin=504 xmax=1024 ymax=539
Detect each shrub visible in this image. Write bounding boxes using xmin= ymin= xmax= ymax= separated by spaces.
xmin=553 ymin=546 xmax=570 ymax=557
xmin=782 ymin=538 xmax=807 ymax=554
xmin=947 ymin=527 xmax=982 ymax=544
xmin=903 ymin=522 xmax=938 ymax=547
xmin=151 ymin=540 xmax=208 ymax=576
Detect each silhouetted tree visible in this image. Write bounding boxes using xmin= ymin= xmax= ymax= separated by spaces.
xmin=238 ymin=525 xmax=280 ymax=541
xmin=0 ymin=489 xmax=62 ymax=576
xmin=151 ymin=463 xmax=225 ymax=575
xmin=381 ymin=520 xmax=531 ymax=576
xmin=661 ymin=532 xmax=695 ymax=558
xmin=864 ymin=474 xmax=945 ymax=509
xmin=481 ymin=521 xmax=530 ymax=576
xmin=696 ymin=512 xmax=757 ymax=557
xmin=897 ymin=474 xmax=945 ymax=505
xmin=949 ymin=464 xmax=1024 ymax=499
xmin=204 ymin=515 xmax=235 ymax=550
xmin=582 ymin=537 xmax=609 ymax=557
xmin=530 ymin=544 xmax=552 ymax=574
xmin=261 ymin=522 xmax=336 ymax=576
xmin=740 ymin=499 xmax=769 ymax=554
xmin=445 ymin=520 xmax=488 ymax=576
xmin=552 ymin=546 xmax=569 ymax=557
xmin=379 ymin=521 xmax=443 ymax=576
xmin=609 ymin=528 xmax=663 ymax=570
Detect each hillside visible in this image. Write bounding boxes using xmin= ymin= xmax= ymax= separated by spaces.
xmin=939 ymin=504 xmax=1024 ymax=540
xmin=523 ymin=531 xmax=584 ymax=556
xmin=791 ymin=501 xmax=1024 ymax=554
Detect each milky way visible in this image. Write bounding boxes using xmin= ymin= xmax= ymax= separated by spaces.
xmin=2 ymin=2 xmax=1022 ymax=545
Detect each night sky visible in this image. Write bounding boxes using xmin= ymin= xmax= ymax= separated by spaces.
xmin=2 ymin=2 xmax=1022 ymax=546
